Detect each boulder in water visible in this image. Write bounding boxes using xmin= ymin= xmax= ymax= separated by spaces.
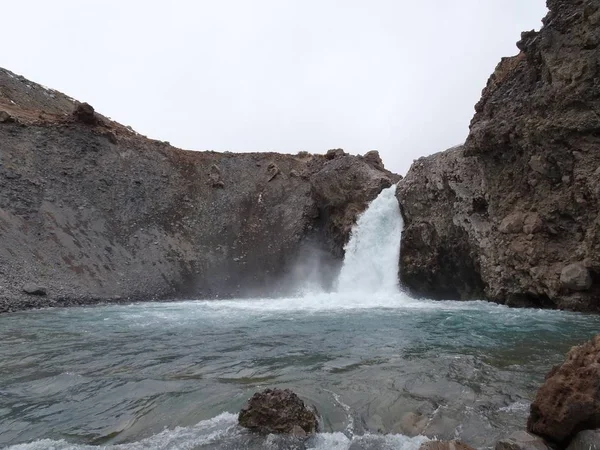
xmin=419 ymin=440 xmax=476 ymax=450
xmin=566 ymin=430 xmax=600 ymax=450
xmin=494 ymin=431 xmax=550 ymax=450
xmin=238 ymin=388 xmax=318 ymax=435
xmin=527 ymin=335 xmax=600 ymax=445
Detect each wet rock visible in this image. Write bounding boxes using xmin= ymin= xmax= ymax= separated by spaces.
xmin=73 ymin=102 xmax=98 ymax=125
xmin=419 ymin=440 xmax=476 ymax=450
xmin=238 ymin=388 xmax=318 ymax=435
xmin=566 ymin=430 xmax=600 ymax=450
xmin=311 ymin=155 xmax=396 ymax=257
xmin=527 ymin=335 xmax=600 ymax=445
xmin=495 ymin=431 xmax=550 ymax=450
xmin=560 ymin=263 xmax=592 ymax=291
xmin=22 ymin=283 xmax=47 ymax=296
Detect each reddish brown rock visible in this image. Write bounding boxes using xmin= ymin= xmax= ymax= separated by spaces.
xmin=397 ymin=0 xmax=600 ymax=311
xmin=73 ymin=102 xmax=98 ymax=125
xmin=527 ymin=335 xmax=600 ymax=445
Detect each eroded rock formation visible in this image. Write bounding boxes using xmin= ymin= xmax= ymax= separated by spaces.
xmin=238 ymin=388 xmax=318 ymax=436
xmin=398 ymin=0 xmax=600 ymax=311
xmin=527 ymin=335 xmax=600 ymax=446
xmin=0 ymin=67 xmax=398 ymax=312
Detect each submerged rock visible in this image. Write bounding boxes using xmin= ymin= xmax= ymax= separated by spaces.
xmin=419 ymin=440 xmax=476 ymax=450
xmin=527 ymin=335 xmax=600 ymax=445
xmin=238 ymin=388 xmax=319 ymax=435
xmin=495 ymin=431 xmax=550 ymax=450
xmin=566 ymin=430 xmax=600 ymax=450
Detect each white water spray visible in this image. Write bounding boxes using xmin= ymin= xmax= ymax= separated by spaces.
xmin=336 ymin=185 xmax=403 ymax=293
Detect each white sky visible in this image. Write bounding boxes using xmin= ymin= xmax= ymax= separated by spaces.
xmin=3 ymin=1 xmax=547 ymax=175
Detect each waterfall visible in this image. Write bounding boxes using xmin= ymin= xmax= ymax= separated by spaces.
xmin=336 ymin=184 xmax=403 ymax=293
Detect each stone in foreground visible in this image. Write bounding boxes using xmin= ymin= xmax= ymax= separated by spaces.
xmin=238 ymin=388 xmax=318 ymax=435
xmin=566 ymin=430 xmax=600 ymax=450
xmin=495 ymin=430 xmax=550 ymax=450
xmin=419 ymin=440 xmax=475 ymax=450
xmin=528 ymin=335 xmax=600 ymax=445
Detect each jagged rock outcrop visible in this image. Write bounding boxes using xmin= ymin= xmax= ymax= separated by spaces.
xmin=238 ymin=388 xmax=318 ymax=436
xmin=527 ymin=335 xmax=600 ymax=446
xmin=398 ymin=0 xmax=600 ymax=311
xmin=0 ymin=67 xmax=397 ymax=312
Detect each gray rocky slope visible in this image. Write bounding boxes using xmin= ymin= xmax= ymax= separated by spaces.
xmin=398 ymin=0 xmax=600 ymax=312
xmin=0 ymin=69 xmax=398 ymax=312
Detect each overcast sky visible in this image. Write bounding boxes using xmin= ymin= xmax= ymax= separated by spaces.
xmin=4 ymin=1 xmax=547 ymax=175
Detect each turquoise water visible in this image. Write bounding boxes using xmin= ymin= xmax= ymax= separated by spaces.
xmin=1 ymin=294 xmax=599 ymax=449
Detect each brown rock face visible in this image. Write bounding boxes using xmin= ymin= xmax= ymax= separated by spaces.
xmin=0 ymin=67 xmax=398 ymax=313
xmin=398 ymin=0 xmax=600 ymax=311
xmin=527 ymin=335 xmax=600 ymax=445
xmin=238 ymin=388 xmax=318 ymax=435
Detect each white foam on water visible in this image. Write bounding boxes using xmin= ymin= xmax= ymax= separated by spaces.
xmin=336 ymin=185 xmax=403 ymax=294
xmin=4 ymin=412 xmax=238 ymax=450
xmin=6 ymin=414 xmax=430 ymax=450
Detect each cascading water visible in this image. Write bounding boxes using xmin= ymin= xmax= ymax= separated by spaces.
xmin=336 ymin=184 xmax=403 ymax=293
xmin=4 ymin=185 xmax=600 ymax=450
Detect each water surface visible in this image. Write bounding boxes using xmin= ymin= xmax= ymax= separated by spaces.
xmin=1 ymin=294 xmax=599 ymax=449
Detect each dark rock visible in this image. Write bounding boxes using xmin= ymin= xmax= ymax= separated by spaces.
xmin=0 ymin=64 xmax=397 ymax=312
xmin=325 ymin=148 xmax=345 ymax=160
xmin=527 ymin=335 xmax=600 ymax=445
xmin=238 ymin=388 xmax=318 ymax=435
xmin=22 ymin=283 xmax=47 ymax=296
xmin=73 ymin=102 xmax=98 ymax=125
xmin=566 ymin=430 xmax=600 ymax=450
xmin=363 ymin=150 xmax=385 ymax=171
xmin=495 ymin=431 xmax=550 ymax=450
xmin=311 ymin=155 xmax=396 ymax=257
xmin=419 ymin=440 xmax=476 ymax=450
xmin=397 ymin=0 xmax=600 ymax=311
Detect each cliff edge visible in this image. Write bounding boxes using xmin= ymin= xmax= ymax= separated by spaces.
xmin=0 ymin=69 xmax=398 ymax=312
xmin=398 ymin=0 xmax=600 ymax=311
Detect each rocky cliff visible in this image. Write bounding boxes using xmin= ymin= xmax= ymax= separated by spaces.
xmin=0 ymin=68 xmax=398 ymax=312
xmin=398 ymin=0 xmax=600 ymax=311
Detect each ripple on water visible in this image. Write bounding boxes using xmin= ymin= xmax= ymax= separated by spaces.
xmin=1 ymin=296 xmax=599 ymax=448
